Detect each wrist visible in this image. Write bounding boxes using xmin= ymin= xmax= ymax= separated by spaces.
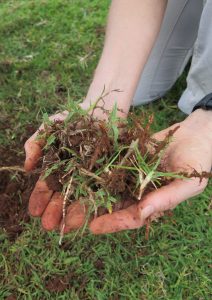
xmin=184 ymin=109 xmax=212 ymax=143
xmin=82 ymin=72 xmax=133 ymax=119
xmin=191 ymin=108 xmax=212 ymax=127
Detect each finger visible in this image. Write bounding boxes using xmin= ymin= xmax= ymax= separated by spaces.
xmin=90 ymin=204 xmax=143 ymax=234
xmin=152 ymin=123 xmax=181 ymax=142
xmin=90 ymin=204 xmax=164 ymax=234
xmin=24 ymin=111 xmax=69 ymax=172
xmin=28 ymin=180 xmax=54 ymax=217
xmin=41 ymin=192 xmax=63 ymax=231
xmin=24 ymin=132 xmax=44 ymax=171
xmin=63 ymin=201 xmax=87 ymax=233
xmin=147 ymin=124 xmax=180 ymax=156
xmin=63 ymin=198 xmax=135 ymax=233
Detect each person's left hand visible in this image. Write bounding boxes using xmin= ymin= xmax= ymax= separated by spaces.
xmin=89 ymin=109 xmax=212 ymax=234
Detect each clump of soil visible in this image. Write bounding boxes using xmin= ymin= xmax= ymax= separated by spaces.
xmin=45 ymin=275 xmax=70 ymax=292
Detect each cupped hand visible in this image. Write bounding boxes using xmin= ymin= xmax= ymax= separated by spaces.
xmin=24 ymin=111 xmax=72 ymax=231
xmin=24 ymin=104 xmax=126 ymax=232
xmin=90 ymin=109 xmax=212 ymax=234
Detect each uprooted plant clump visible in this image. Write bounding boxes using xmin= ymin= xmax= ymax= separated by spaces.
xmin=36 ymin=97 xmax=211 ymax=241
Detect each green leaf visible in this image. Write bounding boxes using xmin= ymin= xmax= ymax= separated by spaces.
xmin=96 ymin=156 xmax=106 ymax=164
xmin=41 ymin=163 xmax=60 ymax=180
xmin=107 ymin=202 xmax=113 ymax=214
xmin=112 ymin=124 xmax=119 ymax=147
xmin=110 ymin=101 xmax=118 ymax=123
xmin=63 ymin=257 xmax=78 ymax=264
xmin=44 ymin=134 xmax=56 ymax=149
xmin=42 ymin=112 xmax=52 ymax=125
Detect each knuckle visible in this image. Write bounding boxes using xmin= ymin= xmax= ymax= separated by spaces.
xmin=196 ymin=182 xmax=207 ymax=194
xmin=24 ymin=139 xmax=30 ymax=149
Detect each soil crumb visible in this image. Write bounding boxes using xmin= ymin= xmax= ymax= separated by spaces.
xmin=5 ymin=295 xmax=17 ymax=300
xmin=45 ymin=275 xmax=70 ymax=292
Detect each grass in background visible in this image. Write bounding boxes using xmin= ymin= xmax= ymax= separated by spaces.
xmin=0 ymin=1 xmax=211 ymax=299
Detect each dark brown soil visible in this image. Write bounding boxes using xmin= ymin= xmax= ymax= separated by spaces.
xmin=0 ymin=147 xmax=37 ymax=240
xmin=45 ymin=275 xmax=70 ymax=292
xmin=45 ymin=270 xmax=89 ymax=294
xmin=5 ymin=295 xmax=17 ymax=300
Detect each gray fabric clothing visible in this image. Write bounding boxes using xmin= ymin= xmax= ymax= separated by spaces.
xmin=133 ymin=0 xmax=212 ymax=114
xmin=179 ymin=0 xmax=212 ymax=113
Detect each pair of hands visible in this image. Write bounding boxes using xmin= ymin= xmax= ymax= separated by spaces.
xmin=24 ymin=109 xmax=212 ymax=234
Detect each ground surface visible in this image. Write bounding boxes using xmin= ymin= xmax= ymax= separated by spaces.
xmin=0 ymin=1 xmax=211 ymax=299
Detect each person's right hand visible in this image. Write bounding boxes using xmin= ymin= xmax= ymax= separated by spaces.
xmin=25 ymin=106 xmax=127 ymax=232
xmin=24 ymin=110 xmax=82 ymax=232
xmin=25 ymin=90 xmax=131 ymax=232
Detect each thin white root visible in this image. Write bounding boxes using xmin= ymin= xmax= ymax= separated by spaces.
xmin=0 ymin=166 xmax=26 ymax=173
xmin=138 ymin=171 xmax=144 ymax=200
xmin=119 ymin=138 xmax=139 ymax=167
xmin=137 ymin=171 xmax=154 ymax=201
xmin=59 ymin=175 xmax=73 ymax=245
xmin=80 ymin=168 xmax=105 ymax=183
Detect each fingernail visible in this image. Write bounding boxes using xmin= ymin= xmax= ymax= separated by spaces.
xmin=139 ymin=205 xmax=154 ymax=221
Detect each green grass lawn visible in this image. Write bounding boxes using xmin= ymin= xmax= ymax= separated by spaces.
xmin=0 ymin=1 xmax=211 ymax=299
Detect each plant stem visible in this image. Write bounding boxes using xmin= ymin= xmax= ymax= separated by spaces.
xmin=119 ymin=138 xmax=139 ymax=166
xmin=138 ymin=170 xmax=154 ymax=200
xmin=80 ymin=168 xmax=105 ymax=183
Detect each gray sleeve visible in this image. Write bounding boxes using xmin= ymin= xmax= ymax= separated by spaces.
xmin=178 ymin=0 xmax=212 ymax=114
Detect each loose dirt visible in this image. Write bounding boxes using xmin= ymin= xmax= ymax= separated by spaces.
xmin=0 ymin=146 xmax=37 ymax=241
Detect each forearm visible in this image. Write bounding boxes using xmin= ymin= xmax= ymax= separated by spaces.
xmin=82 ymin=0 xmax=167 ymax=116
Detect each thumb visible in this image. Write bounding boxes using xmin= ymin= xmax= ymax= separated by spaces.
xmin=90 ymin=177 xmax=207 ymax=235
xmin=24 ymin=111 xmax=69 ymax=171
xmin=138 ymin=177 xmax=207 ymax=218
